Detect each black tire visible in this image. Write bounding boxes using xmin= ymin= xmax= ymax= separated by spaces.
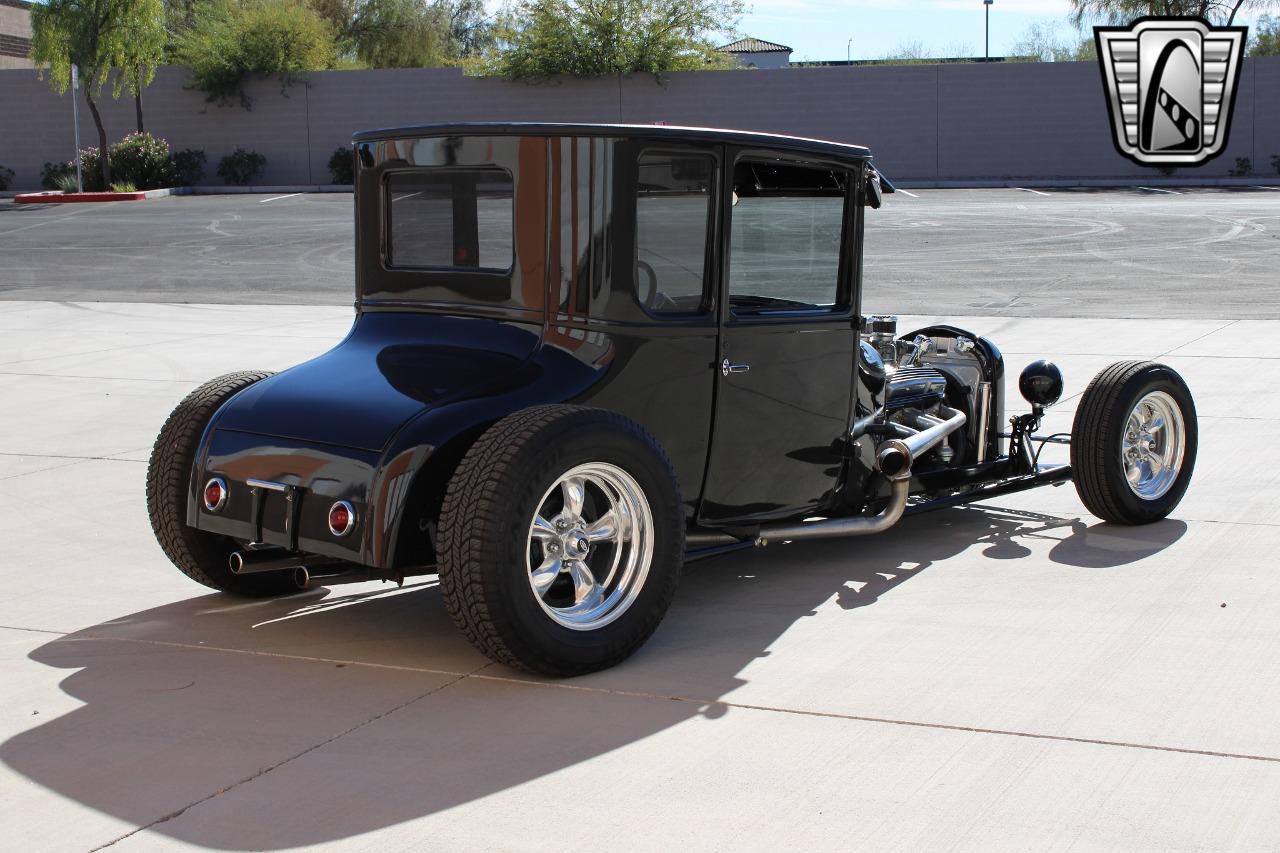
xmin=437 ymin=405 xmax=684 ymax=676
xmin=1071 ymin=360 xmax=1197 ymax=525
xmin=146 ymin=371 xmax=301 ymax=597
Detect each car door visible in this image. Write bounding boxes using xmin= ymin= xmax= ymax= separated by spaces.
xmin=698 ymin=153 xmax=859 ymax=525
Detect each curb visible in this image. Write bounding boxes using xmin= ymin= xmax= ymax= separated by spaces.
xmin=16 ymin=190 xmax=154 ymax=204
xmin=4 ymin=185 xmax=354 ymax=202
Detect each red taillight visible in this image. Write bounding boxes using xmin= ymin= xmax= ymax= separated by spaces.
xmin=203 ymin=477 xmax=227 ymax=512
xmin=328 ymin=501 xmax=355 ymax=537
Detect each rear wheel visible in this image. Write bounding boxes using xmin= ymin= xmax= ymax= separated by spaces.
xmin=1071 ymin=361 xmax=1197 ymax=525
xmin=146 ymin=371 xmax=302 ymax=596
xmin=437 ymin=406 xmax=683 ymax=676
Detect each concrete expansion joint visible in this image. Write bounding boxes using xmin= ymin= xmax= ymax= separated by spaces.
xmin=86 ymin=661 xmax=487 ymax=851
xmin=53 ymin=633 xmax=1280 ymax=780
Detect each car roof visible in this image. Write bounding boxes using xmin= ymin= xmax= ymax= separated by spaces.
xmin=351 ymin=122 xmax=872 ymax=161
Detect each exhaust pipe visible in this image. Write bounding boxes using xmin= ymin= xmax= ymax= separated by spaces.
xmin=229 ymin=550 xmax=344 ymax=576
xmin=686 ymin=405 xmax=968 ymax=547
xmin=755 ymin=477 xmax=911 ymax=543
xmin=229 ymin=551 xmax=435 ymax=590
xmin=874 ymin=405 xmax=966 ymax=481
xmin=229 ymin=550 xmax=307 ymax=575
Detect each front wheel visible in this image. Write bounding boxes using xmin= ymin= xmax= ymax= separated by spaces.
xmin=1071 ymin=361 xmax=1197 ymax=525
xmin=437 ymin=406 xmax=684 ymax=676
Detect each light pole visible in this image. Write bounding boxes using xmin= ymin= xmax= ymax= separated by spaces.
xmin=847 ymin=38 xmax=852 ymax=64
xmin=984 ymin=0 xmax=993 ymax=62
xmin=70 ymin=65 xmax=83 ymax=192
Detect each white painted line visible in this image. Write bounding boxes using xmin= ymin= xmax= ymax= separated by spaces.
xmin=259 ymin=193 xmax=302 ymax=203
xmin=1136 ymin=186 xmax=1182 ymax=194
xmin=894 ymin=188 xmax=919 ymax=198
xmin=1252 ymin=185 xmax=1280 ymax=191
xmin=1014 ymin=187 xmax=1051 ymax=196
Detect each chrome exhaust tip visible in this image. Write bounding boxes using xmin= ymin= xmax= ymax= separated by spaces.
xmin=876 ymin=439 xmax=913 ymax=480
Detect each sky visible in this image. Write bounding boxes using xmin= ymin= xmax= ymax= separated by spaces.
xmin=737 ymin=0 xmax=1272 ymax=61
xmin=736 ymin=0 xmax=1087 ymax=61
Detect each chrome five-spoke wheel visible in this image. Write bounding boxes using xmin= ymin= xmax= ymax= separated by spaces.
xmin=526 ymin=462 xmax=655 ymax=631
xmin=438 ymin=405 xmax=682 ymax=675
xmin=1121 ymin=390 xmax=1186 ymax=500
xmin=1072 ymin=360 xmax=1197 ymax=525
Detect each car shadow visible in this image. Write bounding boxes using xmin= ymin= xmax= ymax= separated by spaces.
xmin=1 ymin=506 xmax=1186 ymax=849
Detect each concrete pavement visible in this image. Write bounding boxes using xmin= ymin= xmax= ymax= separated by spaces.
xmin=2 ymin=301 xmax=1279 ymax=850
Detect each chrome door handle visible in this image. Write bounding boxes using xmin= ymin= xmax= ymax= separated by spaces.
xmin=721 ymin=358 xmax=750 ymax=377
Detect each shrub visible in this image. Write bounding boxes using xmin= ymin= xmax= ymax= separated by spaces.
xmin=0 ymin=165 xmax=13 ymax=191
xmin=110 ymin=180 xmax=139 ymax=192
xmin=327 ymin=145 xmax=353 ymax=184
xmin=174 ymin=0 xmax=336 ymax=107
xmin=43 ymin=150 xmax=106 ymax=190
xmin=172 ymin=149 xmax=207 ymax=185
xmin=107 ymin=132 xmax=176 ymax=190
xmin=217 ymin=148 xmax=266 ymax=185
xmin=54 ymin=172 xmax=80 ymax=192
xmin=76 ymin=148 xmax=106 ymax=191
xmin=1229 ymin=157 xmax=1252 ymax=177
xmin=41 ymin=161 xmax=75 ymax=190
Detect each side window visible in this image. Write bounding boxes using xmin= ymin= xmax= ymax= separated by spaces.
xmin=387 ymin=169 xmax=514 ymax=271
xmin=636 ymin=152 xmax=714 ymax=314
xmin=728 ymin=160 xmax=847 ymax=312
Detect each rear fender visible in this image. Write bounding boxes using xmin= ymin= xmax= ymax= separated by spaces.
xmin=368 ymin=339 xmax=611 ymax=567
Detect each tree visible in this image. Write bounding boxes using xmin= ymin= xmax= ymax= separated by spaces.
xmin=473 ymin=0 xmax=742 ymax=78
xmin=123 ymin=11 xmax=167 ymax=131
xmin=1250 ymin=14 xmax=1280 ymax=53
xmin=29 ymin=0 xmax=166 ymax=188
xmin=306 ymin=0 xmax=493 ymax=67
xmin=1068 ymin=0 xmax=1276 ymax=27
xmin=172 ymin=0 xmax=337 ymax=106
xmin=879 ymin=40 xmax=930 ymax=64
xmin=1011 ymin=20 xmax=1097 ymax=61
xmin=345 ymin=0 xmax=452 ymax=67
xmin=445 ymin=0 xmax=497 ymax=57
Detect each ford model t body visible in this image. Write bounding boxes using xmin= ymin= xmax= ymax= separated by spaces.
xmin=147 ymin=123 xmax=1197 ymax=675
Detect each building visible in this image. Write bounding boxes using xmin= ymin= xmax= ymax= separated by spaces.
xmin=0 ymin=0 xmax=33 ymax=70
xmin=717 ymin=37 xmax=793 ymax=69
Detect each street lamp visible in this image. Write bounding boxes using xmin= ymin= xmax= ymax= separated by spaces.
xmin=847 ymin=38 xmax=852 ymax=64
xmin=984 ymin=0 xmax=993 ymax=62
xmin=71 ymin=65 xmax=83 ymax=192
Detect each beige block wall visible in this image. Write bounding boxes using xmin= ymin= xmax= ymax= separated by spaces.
xmin=1 ymin=59 xmax=1278 ymax=191
xmin=0 ymin=4 xmax=31 ymax=38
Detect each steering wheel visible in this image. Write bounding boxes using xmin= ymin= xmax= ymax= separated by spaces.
xmin=636 ymin=260 xmax=682 ymax=312
xmin=636 ymin=260 xmax=658 ymax=306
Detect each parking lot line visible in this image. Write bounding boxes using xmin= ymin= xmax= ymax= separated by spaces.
xmin=1014 ymin=187 xmax=1051 ymax=196
xmin=1136 ymin=186 xmax=1182 ymax=194
xmin=259 ymin=193 xmax=302 ymax=203
xmin=894 ymin=188 xmax=919 ymax=198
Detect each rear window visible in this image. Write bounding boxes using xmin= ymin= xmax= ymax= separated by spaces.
xmin=387 ymin=169 xmax=514 ymax=271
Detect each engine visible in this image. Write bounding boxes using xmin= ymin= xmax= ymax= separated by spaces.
xmin=887 ymin=366 xmax=948 ymax=411
xmin=860 ymin=315 xmax=1002 ymax=469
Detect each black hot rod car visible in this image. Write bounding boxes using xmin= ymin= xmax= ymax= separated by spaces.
xmin=147 ymin=123 xmax=1197 ymax=675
